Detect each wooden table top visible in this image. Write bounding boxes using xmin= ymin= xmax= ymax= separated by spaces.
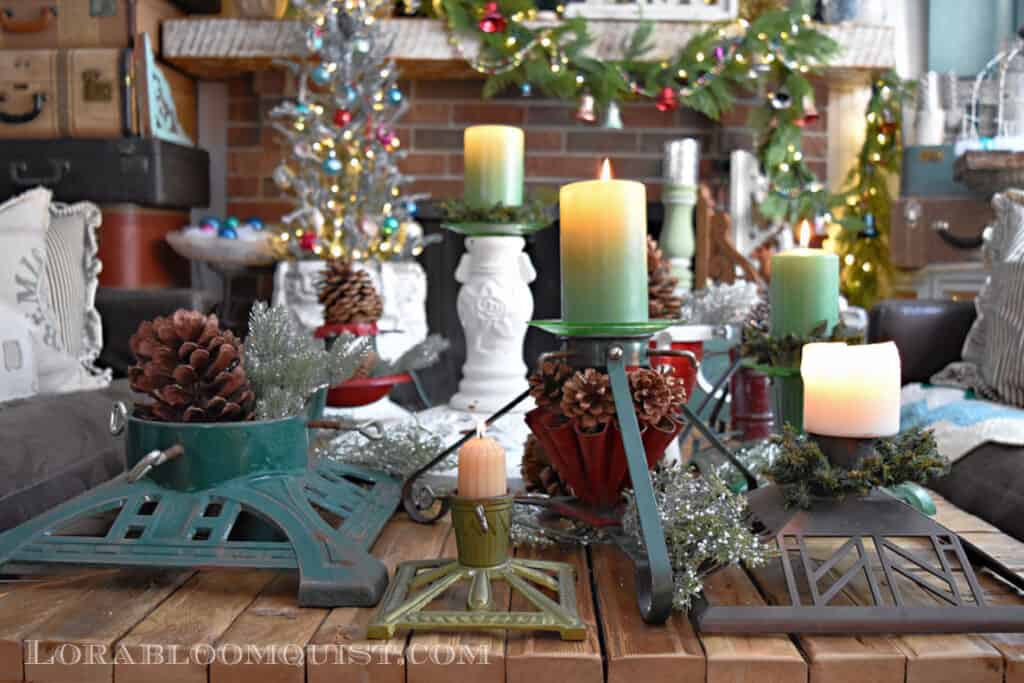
xmin=2 ymin=491 xmax=1023 ymax=683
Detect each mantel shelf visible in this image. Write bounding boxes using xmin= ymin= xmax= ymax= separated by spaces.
xmin=162 ymin=17 xmax=895 ymax=80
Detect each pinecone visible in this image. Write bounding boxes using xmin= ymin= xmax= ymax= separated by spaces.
xmin=561 ymin=368 xmax=616 ymax=432
xmin=521 ymin=435 xmax=571 ymax=497
xmin=648 ymin=236 xmax=683 ymax=319
xmin=128 ymin=310 xmax=255 ymax=422
xmin=629 ymin=367 xmax=680 ymax=427
xmin=319 ymin=259 xmax=383 ymax=325
xmin=528 ymin=359 xmax=573 ymax=408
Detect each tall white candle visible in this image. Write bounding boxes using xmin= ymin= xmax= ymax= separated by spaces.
xmin=801 ymin=341 xmax=902 ymax=438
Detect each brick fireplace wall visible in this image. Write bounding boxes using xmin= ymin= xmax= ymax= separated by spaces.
xmin=222 ymin=70 xmax=829 ymax=221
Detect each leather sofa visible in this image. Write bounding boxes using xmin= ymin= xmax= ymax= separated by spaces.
xmin=870 ymin=299 xmax=1024 ymax=541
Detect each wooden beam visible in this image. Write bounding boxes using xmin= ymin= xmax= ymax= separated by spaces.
xmin=162 ymin=17 xmax=896 ymax=80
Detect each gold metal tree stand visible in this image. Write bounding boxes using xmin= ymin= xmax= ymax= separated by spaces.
xmin=367 ymin=494 xmax=586 ymax=641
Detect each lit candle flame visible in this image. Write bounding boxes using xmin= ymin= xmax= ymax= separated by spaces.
xmin=475 ymin=420 xmax=486 ymax=438
xmin=798 ymin=219 xmax=811 ymax=248
xmin=599 ymin=158 xmax=613 ymax=180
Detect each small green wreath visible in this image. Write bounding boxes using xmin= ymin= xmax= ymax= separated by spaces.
xmin=767 ymin=426 xmax=949 ymax=509
xmin=440 ymin=198 xmax=553 ymax=225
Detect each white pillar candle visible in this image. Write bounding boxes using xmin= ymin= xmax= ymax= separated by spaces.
xmin=801 ymin=341 xmax=902 ymax=438
xmin=457 ymin=423 xmax=507 ymax=498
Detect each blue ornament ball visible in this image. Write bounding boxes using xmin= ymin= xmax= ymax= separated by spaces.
xmin=199 ymin=217 xmax=220 ymax=231
xmin=218 ymin=226 xmax=238 ymax=240
xmin=246 ymin=217 xmax=265 ymax=230
xmin=404 ymin=201 xmax=418 ymax=216
xmin=322 ymin=157 xmax=343 ymax=175
xmin=224 ymin=216 xmax=240 ymax=230
xmin=295 ymin=102 xmax=310 ymax=115
xmin=343 ymin=84 xmax=358 ymax=104
xmin=311 ymin=65 xmax=332 ymax=86
xmin=520 ymin=82 xmax=532 ymax=97
xmin=382 ymin=216 xmax=400 ymax=234
xmin=386 ymin=87 xmax=403 ymax=105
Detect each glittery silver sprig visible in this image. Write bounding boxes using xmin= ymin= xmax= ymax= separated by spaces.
xmin=711 ymin=439 xmax=782 ymax=491
xmin=244 ymin=301 xmax=372 ymax=419
xmin=679 ymin=281 xmax=763 ymax=326
xmin=621 ymin=466 xmax=765 ymax=611
xmin=319 ymin=420 xmax=455 ymax=479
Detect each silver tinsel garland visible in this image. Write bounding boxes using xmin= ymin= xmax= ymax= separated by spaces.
xmin=679 ymin=281 xmax=763 ymax=326
xmin=244 ymin=301 xmax=372 ymax=419
xmin=621 ymin=466 xmax=765 ymax=611
xmin=318 ymin=420 xmax=456 ymax=479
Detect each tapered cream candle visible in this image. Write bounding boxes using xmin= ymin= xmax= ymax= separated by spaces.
xmin=559 ymin=159 xmax=648 ymax=323
xmin=457 ymin=424 xmax=507 ymax=498
xmin=801 ymin=341 xmax=902 ymax=438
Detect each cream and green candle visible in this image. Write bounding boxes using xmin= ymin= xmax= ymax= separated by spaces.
xmin=463 ymin=125 xmax=524 ymax=209
xmin=559 ymin=160 xmax=648 ymax=323
xmin=769 ymin=239 xmax=840 ymax=337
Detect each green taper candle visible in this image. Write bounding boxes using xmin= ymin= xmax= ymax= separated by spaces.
xmin=769 ymin=247 xmax=840 ymax=337
xmin=559 ymin=159 xmax=648 ymax=324
xmin=463 ymin=125 xmax=524 ymax=209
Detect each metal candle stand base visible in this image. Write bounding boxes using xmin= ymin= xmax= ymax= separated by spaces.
xmin=400 ymin=322 xmax=754 ymax=625
xmin=368 ymin=494 xmax=586 ymax=641
xmin=694 ymin=434 xmax=1024 ymax=634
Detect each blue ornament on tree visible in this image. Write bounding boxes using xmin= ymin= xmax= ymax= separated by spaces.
xmin=386 ymin=87 xmax=403 ymax=105
xmin=218 ymin=226 xmax=238 ymax=240
xmin=295 ymin=102 xmax=310 ymax=115
xmin=520 ymin=82 xmax=532 ymax=97
xmin=322 ymin=157 xmax=343 ymax=175
xmin=311 ymin=64 xmax=332 ymax=86
xmin=382 ymin=216 xmax=400 ymax=234
xmin=343 ymin=84 xmax=358 ymax=105
xmin=224 ymin=216 xmax=240 ymax=230
xmin=246 ymin=217 xmax=265 ymax=230
xmin=861 ymin=212 xmax=878 ymax=238
xmin=306 ymin=27 xmax=323 ymax=52
xmin=405 ymin=201 xmax=418 ymax=216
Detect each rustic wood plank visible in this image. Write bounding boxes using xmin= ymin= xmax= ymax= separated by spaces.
xmin=590 ymin=544 xmax=704 ymax=683
xmin=976 ymin=574 xmax=1024 ymax=683
xmin=114 ymin=569 xmax=276 ymax=683
xmin=22 ymin=569 xmax=193 ymax=683
xmin=506 ymin=545 xmax=601 ymax=683
xmin=209 ymin=573 xmax=329 ymax=683
xmin=930 ymin=493 xmax=1002 ymax=535
xmin=959 ymin=532 xmax=1024 ymax=572
xmin=699 ymin=565 xmax=807 ymax=683
xmin=405 ymin=532 xmax=509 ymax=683
xmin=0 ymin=569 xmax=120 ymax=682
xmin=307 ymin=516 xmax=452 ymax=683
xmin=748 ymin=558 xmax=906 ymax=683
xmin=162 ymin=17 xmax=895 ymax=80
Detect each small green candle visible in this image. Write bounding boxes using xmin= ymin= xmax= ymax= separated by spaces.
xmin=770 ymin=247 xmax=840 ymax=337
xmin=463 ymin=125 xmax=524 ymax=209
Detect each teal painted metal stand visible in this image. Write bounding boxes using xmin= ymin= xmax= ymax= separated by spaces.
xmin=0 ymin=408 xmax=401 ymax=608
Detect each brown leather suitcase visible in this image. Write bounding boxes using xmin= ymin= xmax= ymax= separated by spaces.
xmin=0 ymin=47 xmax=196 ymax=140
xmin=0 ymin=0 xmax=181 ymax=52
xmin=97 ymin=204 xmax=190 ymax=288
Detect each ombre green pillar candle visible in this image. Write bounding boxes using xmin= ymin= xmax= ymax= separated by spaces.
xmin=559 ymin=160 xmax=648 ymax=324
xmin=769 ymin=247 xmax=840 ymax=337
xmin=463 ymin=125 xmax=524 ymax=209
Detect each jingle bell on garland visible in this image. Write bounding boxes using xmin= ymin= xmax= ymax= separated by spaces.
xmin=655 ymin=86 xmax=679 ymax=112
xmin=770 ymin=89 xmax=792 ymax=110
xmin=575 ymin=93 xmax=597 ymax=123
xmin=603 ymin=101 xmax=623 ymax=129
xmin=479 ymin=2 xmax=507 ymax=33
xmin=795 ymin=94 xmax=819 ymax=127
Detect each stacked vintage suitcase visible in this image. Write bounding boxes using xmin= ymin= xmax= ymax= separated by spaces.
xmin=0 ymin=0 xmax=210 ymax=288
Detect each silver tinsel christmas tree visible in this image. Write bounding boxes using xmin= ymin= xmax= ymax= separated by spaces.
xmin=270 ymin=0 xmax=428 ymax=261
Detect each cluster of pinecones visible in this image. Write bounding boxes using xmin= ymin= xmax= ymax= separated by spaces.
xmin=522 ymin=360 xmax=687 ymax=495
xmin=319 ymin=258 xmax=384 ymax=325
xmin=129 ymin=310 xmax=255 ymax=422
xmin=648 ymin=235 xmax=682 ymax=319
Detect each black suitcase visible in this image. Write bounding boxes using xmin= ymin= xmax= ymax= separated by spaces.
xmin=0 ymin=138 xmax=209 ymax=209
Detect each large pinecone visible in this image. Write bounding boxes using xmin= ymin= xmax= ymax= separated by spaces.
xmin=528 ymin=359 xmax=573 ymax=408
xmin=629 ymin=367 xmax=685 ymax=427
xmin=521 ymin=435 xmax=571 ymax=497
xmin=561 ymin=368 xmax=616 ymax=432
xmin=129 ymin=310 xmax=255 ymax=422
xmin=319 ymin=259 xmax=383 ymax=325
xmin=648 ymin=236 xmax=683 ymax=319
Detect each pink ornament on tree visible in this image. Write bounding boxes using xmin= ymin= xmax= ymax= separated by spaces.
xmin=479 ymin=2 xmax=507 ymax=33
xmin=375 ymin=124 xmax=396 ymax=146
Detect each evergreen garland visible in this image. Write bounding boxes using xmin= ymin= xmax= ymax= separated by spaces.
xmin=741 ymin=318 xmax=863 ymax=368
xmin=767 ymin=426 xmax=949 ymax=508
xmin=440 ymin=198 xmax=553 ymax=224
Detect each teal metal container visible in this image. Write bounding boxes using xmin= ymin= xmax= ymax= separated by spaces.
xmin=125 ymin=415 xmax=309 ymax=492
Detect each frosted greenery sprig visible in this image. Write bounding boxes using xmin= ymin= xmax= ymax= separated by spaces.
xmin=244 ymin=301 xmax=373 ymax=419
xmin=621 ymin=466 xmax=766 ymax=611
